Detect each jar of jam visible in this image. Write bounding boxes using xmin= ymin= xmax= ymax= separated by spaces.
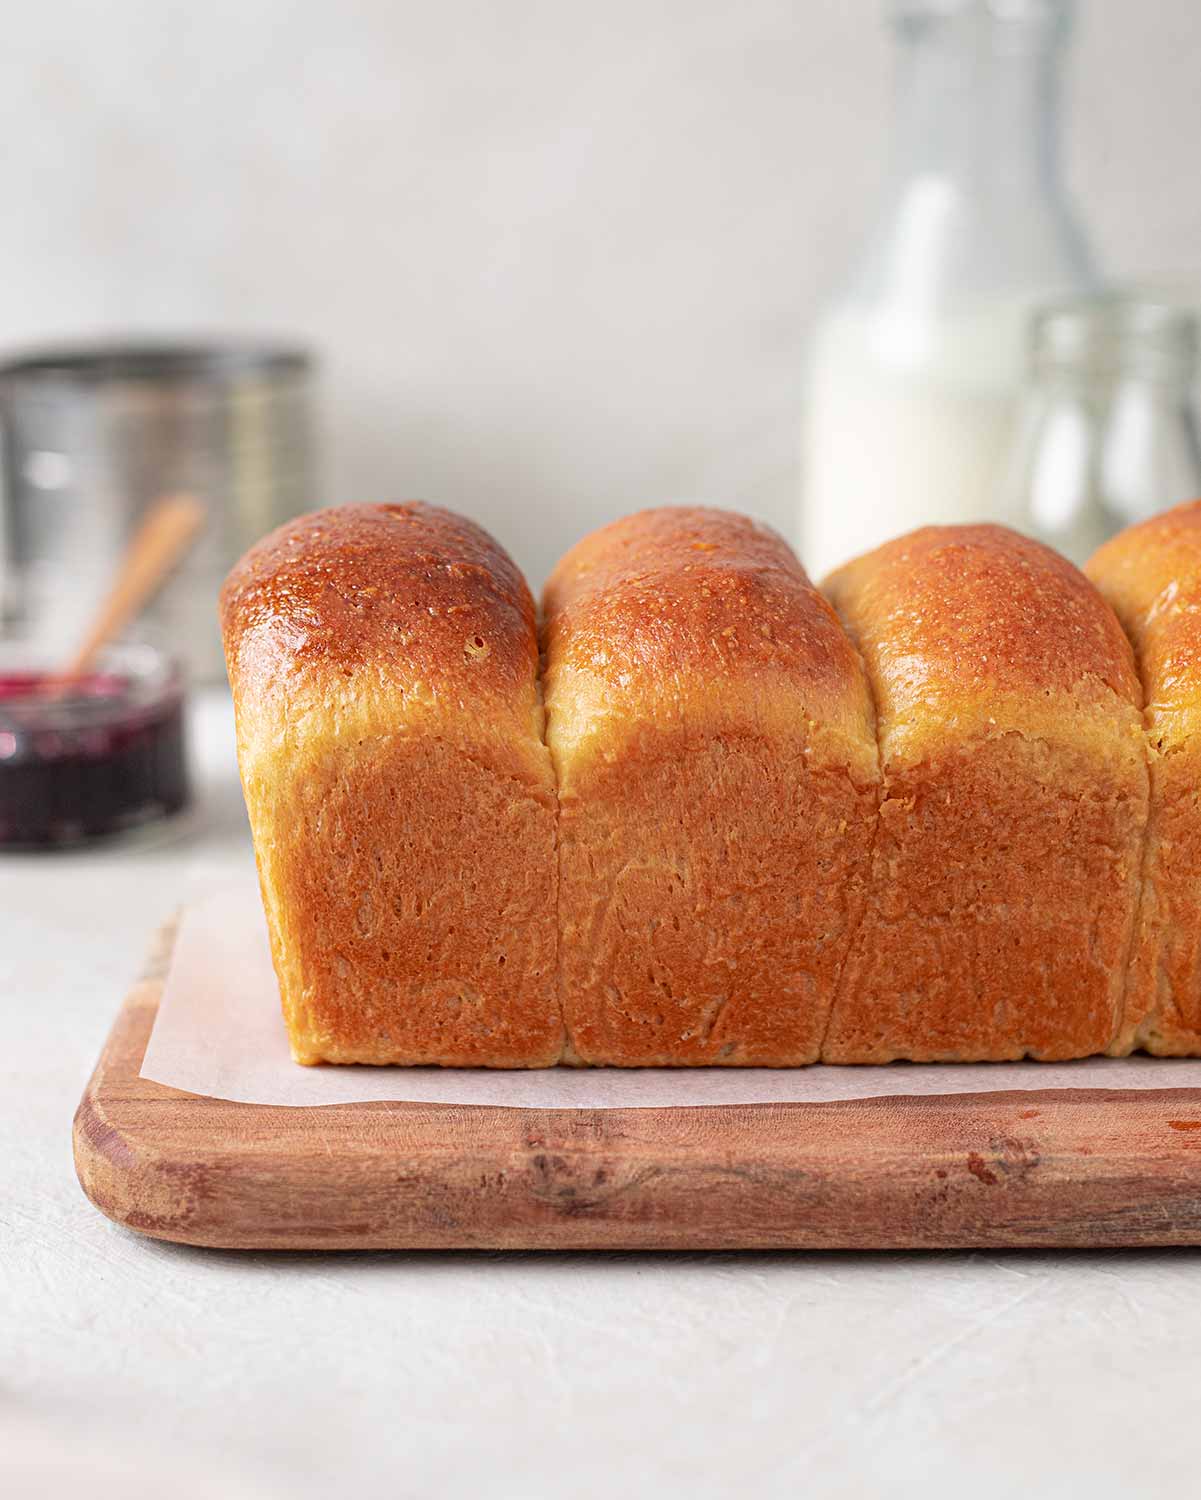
xmin=0 ymin=640 xmax=189 ymax=848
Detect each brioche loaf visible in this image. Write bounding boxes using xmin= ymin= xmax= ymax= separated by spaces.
xmin=224 ymin=502 xmax=1201 ymax=1071
xmin=541 ymin=506 xmax=879 ymax=1065
xmin=220 ymin=502 xmax=562 ymax=1066
xmin=1087 ymin=499 xmax=1201 ymax=1055
xmin=822 ymin=524 xmax=1148 ymax=1063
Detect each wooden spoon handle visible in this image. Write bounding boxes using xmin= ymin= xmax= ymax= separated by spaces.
xmin=55 ymin=493 xmax=206 ymax=684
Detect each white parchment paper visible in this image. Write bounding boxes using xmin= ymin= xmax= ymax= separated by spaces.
xmin=139 ymin=880 xmax=1201 ymax=1109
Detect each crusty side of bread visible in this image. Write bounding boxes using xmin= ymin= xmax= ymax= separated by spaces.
xmin=220 ymin=502 xmax=562 ymax=1066
xmin=1087 ymin=499 xmax=1201 ymax=1056
xmin=542 ymin=506 xmax=879 ymax=1066
xmin=822 ymin=524 xmax=1148 ymax=1063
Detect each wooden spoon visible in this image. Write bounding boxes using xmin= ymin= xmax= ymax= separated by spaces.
xmin=49 ymin=493 xmax=206 ymax=688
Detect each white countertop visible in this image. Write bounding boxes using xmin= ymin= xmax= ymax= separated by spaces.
xmin=6 ymin=690 xmax=1199 ymax=1500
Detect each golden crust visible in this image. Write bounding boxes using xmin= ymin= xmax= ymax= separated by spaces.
xmin=544 ymin=507 xmax=878 ymax=783
xmin=221 ymin=503 xmax=562 ymax=1066
xmin=543 ymin=506 xmax=879 ymax=1065
xmin=824 ymin=524 xmax=1144 ymax=765
xmin=221 ymin=501 xmax=1201 ymax=1070
xmin=823 ymin=524 xmax=1147 ymax=1062
xmin=1087 ymin=499 xmax=1201 ymax=756
xmin=221 ymin=502 xmax=549 ymax=782
xmin=1087 ymin=499 xmax=1201 ymax=1054
xmin=221 ymin=502 xmax=538 ymax=698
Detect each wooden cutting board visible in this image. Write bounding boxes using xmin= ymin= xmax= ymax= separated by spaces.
xmin=73 ymin=926 xmax=1201 ymax=1250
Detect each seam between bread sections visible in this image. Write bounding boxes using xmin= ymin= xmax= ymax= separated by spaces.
xmin=535 ymin=612 xmax=570 ymax=1065
xmin=1122 ymin=740 xmax=1156 ymax=1054
xmin=815 ymin=618 xmax=885 ymax=1064
xmin=1105 ymin=635 xmax=1158 ymax=1055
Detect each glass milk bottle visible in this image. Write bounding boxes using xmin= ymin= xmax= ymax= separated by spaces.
xmin=800 ymin=0 xmax=1097 ymax=579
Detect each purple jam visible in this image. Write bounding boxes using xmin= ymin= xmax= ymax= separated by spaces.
xmin=0 ymin=654 xmax=189 ymax=848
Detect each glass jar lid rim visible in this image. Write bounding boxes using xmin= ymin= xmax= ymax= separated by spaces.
xmin=890 ymin=0 xmax=1072 ymax=26
xmin=0 ymin=340 xmax=312 ymax=385
xmin=1033 ymin=294 xmax=1199 ymax=370
xmin=0 ymin=638 xmax=182 ymax=734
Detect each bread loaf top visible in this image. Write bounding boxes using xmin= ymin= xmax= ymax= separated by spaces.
xmin=542 ymin=506 xmax=877 ymax=783
xmin=1086 ymin=498 xmax=1201 ymax=755
xmin=824 ymin=524 xmax=1144 ymax=766
xmin=221 ymin=502 xmax=549 ymax=785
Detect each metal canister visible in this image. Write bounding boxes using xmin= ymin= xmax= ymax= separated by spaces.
xmin=0 ymin=342 xmax=316 ymax=680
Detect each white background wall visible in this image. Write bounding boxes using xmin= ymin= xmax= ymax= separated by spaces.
xmin=0 ymin=0 xmax=1197 ymax=585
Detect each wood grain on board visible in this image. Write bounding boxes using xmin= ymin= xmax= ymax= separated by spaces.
xmin=73 ymin=928 xmax=1201 ymax=1250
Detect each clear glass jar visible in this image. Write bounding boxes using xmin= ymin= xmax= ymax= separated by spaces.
xmin=800 ymin=0 xmax=1097 ymax=579
xmin=1003 ymin=295 xmax=1201 ymax=562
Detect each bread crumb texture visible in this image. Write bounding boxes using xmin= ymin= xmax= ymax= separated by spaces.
xmin=543 ymin=506 xmax=879 ymax=1064
xmin=1088 ymin=498 xmax=1201 ymax=1054
xmin=823 ymin=525 xmax=1148 ymax=1062
xmin=222 ymin=503 xmax=562 ymax=1066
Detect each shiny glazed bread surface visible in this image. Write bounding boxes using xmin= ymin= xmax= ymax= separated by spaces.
xmin=221 ymin=502 xmax=561 ymax=1066
xmin=822 ymin=524 xmax=1148 ymax=1063
xmin=225 ymin=502 xmax=1201 ymax=1068
xmin=542 ymin=506 xmax=879 ymax=1065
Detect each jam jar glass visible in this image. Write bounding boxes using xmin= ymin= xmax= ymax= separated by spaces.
xmin=0 ymin=637 xmax=189 ymax=848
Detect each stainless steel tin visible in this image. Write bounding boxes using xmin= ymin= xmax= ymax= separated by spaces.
xmin=0 ymin=342 xmax=316 ymax=680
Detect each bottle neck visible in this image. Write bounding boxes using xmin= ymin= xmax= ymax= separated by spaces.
xmin=839 ymin=3 xmax=1095 ymax=317
xmin=889 ymin=15 xmax=1065 ymax=197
